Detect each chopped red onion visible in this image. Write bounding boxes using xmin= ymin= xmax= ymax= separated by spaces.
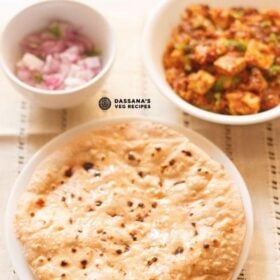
xmin=16 ymin=21 xmax=102 ymax=90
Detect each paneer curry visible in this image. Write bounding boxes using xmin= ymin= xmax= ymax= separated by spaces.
xmin=163 ymin=5 xmax=280 ymax=115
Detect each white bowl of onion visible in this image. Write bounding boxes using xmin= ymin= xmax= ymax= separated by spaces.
xmin=0 ymin=0 xmax=115 ymax=109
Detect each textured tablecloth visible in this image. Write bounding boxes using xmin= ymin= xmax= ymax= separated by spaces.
xmin=0 ymin=0 xmax=279 ymax=279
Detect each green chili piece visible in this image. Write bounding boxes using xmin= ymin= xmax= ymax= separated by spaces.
xmin=213 ymin=76 xmax=226 ymax=92
xmin=175 ymin=43 xmax=185 ymax=50
xmin=231 ymin=76 xmax=240 ymax=87
xmin=225 ymin=39 xmax=247 ymax=52
xmin=48 ymin=25 xmax=62 ymax=38
xmin=34 ymin=74 xmax=43 ymax=84
xmin=268 ymin=65 xmax=280 ymax=76
xmin=175 ymin=44 xmax=192 ymax=54
xmin=85 ymin=49 xmax=101 ymax=56
xmin=206 ymin=91 xmax=214 ymax=103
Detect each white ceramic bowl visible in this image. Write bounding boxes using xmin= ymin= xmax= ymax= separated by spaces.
xmin=0 ymin=0 xmax=115 ymax=109
xmin=5 ymin=116 xmax=253 ymax=279
xmin=143 ymin=0 xmax=280 ymax=125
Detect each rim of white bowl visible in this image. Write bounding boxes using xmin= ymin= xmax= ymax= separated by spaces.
xmin=142 ymin=0 xmax=280 ymax=125
xmin=5 ymin=115 xmax=253 ymax=280
xmin=0 ymin=0 xmax=116 ymax=96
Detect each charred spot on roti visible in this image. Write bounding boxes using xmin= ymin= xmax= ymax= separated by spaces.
xmin=160 ymin=165 xmax=168 ymax=173
xmin=93 ymin=170 xmax=101 ymax=177
xmin=169 ymin=159 xmax=176 ymax=166
xmin=35 ymin=198 xmax=45 ymax=208
xmin=151 ymin=202 xmax=158 ymax=208
xmin=64 ymin=168 xmax=73 ymax=178
xmin=174 ymin=247 xmax=184 ymax=255
xmin=213 ymin=239 xmax=220 ymax=247
xmin=60 ymin=260 xmax=68 ymax=267
xmin=82 ymin=162 xmax=93 ymax=171
xmin=138 ymin=203 xmax=145 ymax=208
xmin=128 ymin=152 xmax=136 ymax=161
xmin=182 ymin=150 xmax=192 ymax=157
xmin=138 ymin=171 xmax=145 ymax=178
xmin=116 ymin=249 xmax=122 ymax=255
xmin=130 ymin=232 xmax=137 ymax=241
xmin=147 ymin=257 xmax=158 ymax=266
xmin=136 ymin=214 xmax=145 ymax=222
xmin=174 ymin=180 xmax=186 ymax=185
xmin=80 ymin=260 xmax=88 ymax=269
xmin=203 ymin=244 xmax=210 ymax=250
xmin=95 ymin=200 xmax=102 ymax=206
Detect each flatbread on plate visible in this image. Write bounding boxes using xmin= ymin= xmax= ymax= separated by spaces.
xmin=15 ymin=121 xmax=246 ymax=280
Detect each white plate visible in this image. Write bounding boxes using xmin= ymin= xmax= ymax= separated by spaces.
xmin=5 ymin=116 xmax=253 ymax=279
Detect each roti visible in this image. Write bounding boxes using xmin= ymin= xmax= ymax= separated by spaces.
xmin=15 ymin=121 xmax=246 ymax=280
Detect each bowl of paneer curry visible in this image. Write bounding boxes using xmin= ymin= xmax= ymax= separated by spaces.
xmin=143 ymin=1 xmax=280 ymax=124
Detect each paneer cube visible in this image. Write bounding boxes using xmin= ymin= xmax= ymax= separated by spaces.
xmin=179 ymin=90 xmax=192 ymax=101
xmin=246 ymin=68 xmax=268 ymax=92
xmin=261 ymin=88 xmax=280 ymax=110
xmin=188 ymin=70 xmax=216 ymax=95
xmin=226 ymin=91 xmax=261 ymax=115
xmin=214 ymin=53 xmax=246 ymax=76
xmin=245 ymin=39 xmax=275 ymax=69
xmin=163 ymin=48 xmax=185 ymax=69
xmin=194 ymin=45 xmax=209 ymax=64
xmin=194 ymin=41 xmax=227 ymax=65
xmin=209 ymin=9 xmax=231 ymax=29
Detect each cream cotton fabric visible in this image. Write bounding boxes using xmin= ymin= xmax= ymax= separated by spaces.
xmin=0 ymin=0 xmax=279 ymax=279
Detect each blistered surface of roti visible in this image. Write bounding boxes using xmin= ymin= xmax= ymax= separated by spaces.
xmin=15 ymin=121 xmax=246 ymax=280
